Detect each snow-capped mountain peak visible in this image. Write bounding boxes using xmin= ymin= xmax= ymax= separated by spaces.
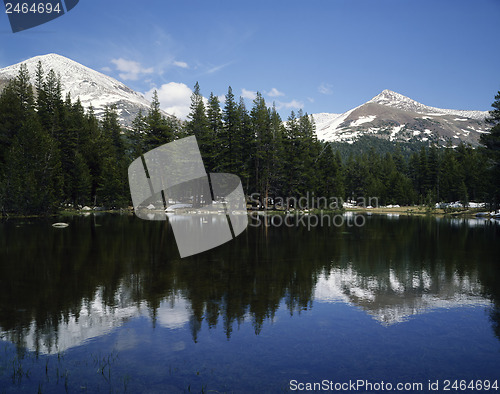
xmin=368 ymin=89 xmax=426 ymax=112
xmin=368 ymin=89 xmax=486 ymax=120
xmin=369 ymin=89 xmax=414 ymax=105
xmin=312 ymin=89 xmax=489 ymax=145
xmin=0 ymin=53 xmax=159 ymax=127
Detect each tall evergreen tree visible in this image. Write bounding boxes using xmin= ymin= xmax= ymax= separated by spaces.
xmin=218 ymin=86 xmax=239 ymax=173
xmin=480 ymin=90 xmax=500 ymax=208
xmin=316 ymin=144 xmax=343 ymax=202
xmin=97 ymin=105 xmax=128 ymax=208
xmin=1 ymin=66 xmax=62 ymax=214
xmin=236 ymin=97 xmax=254 ymax=192
xmin=186 ymin=82 xmax=213 ymax=170
xmin=250 ymin=93 xmax=272 ymax=204
xmin=268 ymin=104 xmax=286 ymax=197
xmin=129 ymin=109 xmax=148 ymax=157
xmin=144 ymin=90 xmax=174 ymax=150
xmin=0 ymin=64 xmax=32 ymax=166
xmin=207 ymin=92 xmax=224 ymax=138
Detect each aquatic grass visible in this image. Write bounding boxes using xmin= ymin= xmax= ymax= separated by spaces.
xmin=0 ymin=345 xmax=129 ymax=393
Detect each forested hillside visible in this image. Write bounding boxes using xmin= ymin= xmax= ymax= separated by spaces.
xmin=0 ymin=64 xmax=498 ymax=215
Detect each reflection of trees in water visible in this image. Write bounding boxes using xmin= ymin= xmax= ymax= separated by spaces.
xmin=476 ymin=245 xmax=500 ymax=341
xmin=0 ymin=214 xmax=499 ymax=349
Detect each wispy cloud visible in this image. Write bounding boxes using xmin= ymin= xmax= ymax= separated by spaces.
xmin=173 ymin=60 xmax=189 ymax=69
xmin=276 ymin=99 xmax=304 ymax=110
xmin=241 ymin=88 xmax=257 ymax=100
xmin=111 ymin=58 xmax=153 ymax=81
xmin=318 ymin=83 xmax=333 ymax=95
xmin=265 ymin=88 xmax=285 ymax=97
xmin=205 ymin=61 xmax=233 ymax=75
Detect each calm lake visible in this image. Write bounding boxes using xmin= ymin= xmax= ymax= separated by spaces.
xmin=0 ymin=213 xmax=499 ymax=393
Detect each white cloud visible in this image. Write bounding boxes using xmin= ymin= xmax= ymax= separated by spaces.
xmin=318 ymin=83 xmax=333 ymax=95
xmin=276 ymin=100 xmax=304 ymax=110
xmin=145 ymin=82 xmax=193 ymax=120
xmin=101 ymin=66 xmax=112 ymax=73
xmin=157 ymin=297 xmax=190 ymax=330
xmin=111 ymin=58 xmax=154 ymax=81
xmin=205 ymin=61 xmax=233 ymax=75
xmin=265 ymin=88 xmax=285 ymax=97
xmin=307 ymin=97 xmax=315 ymax=103
xmin=241 ymin=88 xmax=257 ymax=100
xmin=173 ymin=60 xmax=189 ymax=69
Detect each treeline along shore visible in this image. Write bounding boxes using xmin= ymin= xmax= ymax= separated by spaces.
xmin=0 ymin=64 xmax=499 ymax=216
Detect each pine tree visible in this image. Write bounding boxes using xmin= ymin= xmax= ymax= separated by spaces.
xmin=71 ymin=151 xmax=92 ymax=206
xmin=0 ymin=64 xmax=32 ymax=165
xmin=186 ymin=82 xmax=213 ymax=170
xmin=455 ymin=143 xmax=485 ymax=202
xmin=427 ymin=145 xmax=440 ymax=202
xmin=268 ymin=104 xmax=286 ymax=197
xmin=129 ymin=109 xmax=148 ymax=157
xmin=294 ymin=111 xmax=320 ymax=197
xmin=59 ymin=94 xmax=93 ymax=206
xmin=38 ymin=68 xmax=64 ymax=137
xmin=479 ymin=90 xmax=500 ymax=208
xmin=81 ymin=106 xmax=103 ymax=203
xmin=440 ymin=147 xmax=465 ymax=203
xmin=97 ymin=105 xmax=128 ymax=208
xmin=218 ymin=86 xmax=239 ymax=173
xmin=1 ymin=68 xmax=63 ymax=214
xmin=4 ymin=117 xmax=62 ymax=214
xmin=144 ymin=91 xmax=174 ymax=150
xmin=283 ymin=111 xmax=300 ymax=199
xmin=207 ymin=92 xmax=223 ymax=139
xmin=316 ymin=144 xmax=339 ymax=200
xmin=236 ymin=97 xmax=254 ymax=192
xmin=250 ymin=93 xmax=272 ymax=204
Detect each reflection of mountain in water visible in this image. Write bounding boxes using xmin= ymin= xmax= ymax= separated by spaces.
xmin=0 ymin=285 xmax=190 ymax=354
xmin=315 ymin=265 xmax=490 ymax=325
xmin=0 ymin=214 xmax=499 ymax=353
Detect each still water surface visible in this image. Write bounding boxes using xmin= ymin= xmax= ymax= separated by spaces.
xmin=0 ymin=213 xmax=499 ymax=393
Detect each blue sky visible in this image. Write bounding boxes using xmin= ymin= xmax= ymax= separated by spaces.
xmin=1 ymin=0 xmax=499 ymax=119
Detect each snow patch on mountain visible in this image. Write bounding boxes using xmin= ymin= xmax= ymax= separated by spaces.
xmin=311 ymin=89 xmax=489 ymax=145
xmin=350 ymin=115 xmax=376 ymax=127
xmin=0 ymin=54 xmax=160 ymax=127
xmin=369 ymin=89 xmax=487 ymax=121
xmin=312 ymin=108 xmax=356 ymax=141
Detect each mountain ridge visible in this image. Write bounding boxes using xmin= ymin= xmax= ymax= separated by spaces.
xmin=0 ymin=54 xmax=491 ymax=145
xmin=312 ymin=89 xmax=489 ymax=146
xmin=0 ymin=53 xmax=168 ymax=127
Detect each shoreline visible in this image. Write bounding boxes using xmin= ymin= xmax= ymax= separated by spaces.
xmin=0 ymin=205 xmax=496 ymax=220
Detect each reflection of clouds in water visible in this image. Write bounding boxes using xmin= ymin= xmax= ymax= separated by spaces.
xmin=0 ymin=288 xmax=192 ymax=355
xmin=314 ymin=265 xmax=491 ymax=325
xmin=156 ymin=297 xmax=191 ymax=330
xmin=115 ymin=328 xmax=140 ymax=351
xmin=171 ymin=341 xmax=186 ymax=352
xmin=0 ymin=287 xmax=147 ymax=354
xmin=437 ymin=217 xmax=500 ymax=228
